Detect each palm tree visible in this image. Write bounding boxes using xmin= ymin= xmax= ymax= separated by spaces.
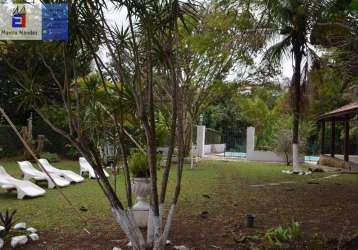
xmin=263 ymin=0 xmax=323 ymax=173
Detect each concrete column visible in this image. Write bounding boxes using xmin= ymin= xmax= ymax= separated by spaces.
xmin=246 ymin=127 xmax=255 ymax=153
xmin=196 ymin=125 xmax=206 ymax=157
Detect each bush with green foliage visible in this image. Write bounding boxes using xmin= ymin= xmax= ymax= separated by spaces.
xmin=265 ymin=222 xmax=300 ymax=247
xmin=128 ymin=151 xmax=150 ymax=178
xmin=272 ymin=118 xmax=314 ymax=164
xmin=39 ymin=152 xmax=59 ymax=162
xmin=64 ymin=144 xmax=80 ymax=160
xmin=155 ymin=113 xmax=170 ymax=146
xmin=33 ymin=117 xmax=70 ymax=157
xmin=0 ymin=209 xmax=17 ymax=239
xmin=156 ymin=124 xmax=169 ymax=147
xmin=0 ymin=126 xmax=23 ymax=158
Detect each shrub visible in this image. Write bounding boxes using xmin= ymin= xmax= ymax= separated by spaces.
xmin=0 ymin=126 xmax=23 ymax=158
xmin=64 ymin=144 xmax=80 ymax=160
xmin=272 ymin=118 xmax=314 ymax=164
xmin=0 ymin=209 xmax=17 ymax=238
xmin=156 ymin=124 xmax=169 ymax=146
xmin=40 ymin=152 xmax=59 ymax=162
xmin=128 ymin=151 xmax=150 ymax=178
xmin=265 ymin=222 xmax=300 ymax=247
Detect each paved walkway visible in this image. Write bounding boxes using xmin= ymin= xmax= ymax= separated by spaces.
xmin=332 ymin=154 xmax=358 ymax=165
xmin=250 ymin=174 xmax=341 ymax=188
xmin=251 ymin=181 xmax=296 ymax=187
xmin=203 ymin=154 xmax=247 ymax=161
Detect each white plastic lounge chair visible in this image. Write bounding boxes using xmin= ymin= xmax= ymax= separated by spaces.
xmin=38 ymin=159 xmax=84 ymax=183
xmin=79 ymin=157 xmax=109 ymax=179
xmin=18 ymin=161 xmax=70 ymax=189
xmin=0 ymin=166 xmax=46 ymax=199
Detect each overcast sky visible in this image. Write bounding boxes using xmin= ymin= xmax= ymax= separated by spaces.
xmin=104 ymin=2 xmax=294 ymax=82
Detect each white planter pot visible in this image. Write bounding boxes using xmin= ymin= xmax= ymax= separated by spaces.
xmin=131 ymin=178 xmax=151 ymax=228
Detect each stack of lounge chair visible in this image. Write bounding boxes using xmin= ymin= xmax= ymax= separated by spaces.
xmin=0 ymin=157 xmax=109 ymax=200
xmin=0 ymin=159 xmax=86 ymax=200
xmin=18 ymin=161 xmax=71 ymax=189
xmin=0 ymin=166 xmax=46 ymax=199
xmin=79 ymin=157 xmax=109 ymax=179
xmin=38 ymin=159 xmax=84 ymax=183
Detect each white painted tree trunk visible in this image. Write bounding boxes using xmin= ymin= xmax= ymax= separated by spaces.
xmin=159 ymin=204 xmax=164 ymax=227
xmin=152 ymin=215 xmax=162 ymax=249
xmin=162 ymin=204 xmax=176 ymax=243
xmin=111 ymin=204 xmax=177 ymax=250
xmin=147 ymin=207 xmax=154 ymax=247
xmin=112 ymin=208 xmax=146 ymax=250
xmin=292 ymin=143 xmax=301 ymax=173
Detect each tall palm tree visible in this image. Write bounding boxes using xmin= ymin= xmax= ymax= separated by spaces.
xmin=263 ymin=0 xmax=323 ymax=173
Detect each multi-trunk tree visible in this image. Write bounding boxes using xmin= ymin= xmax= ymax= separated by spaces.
xmin=1 ymin=0 xmax=198 ymax=249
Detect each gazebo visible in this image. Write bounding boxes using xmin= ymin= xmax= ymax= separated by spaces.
xmin=318 ymin=102 xmax=358 ymax=168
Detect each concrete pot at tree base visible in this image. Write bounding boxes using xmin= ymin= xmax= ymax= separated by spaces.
xmin=131 ymin=177 xmax=151 ymax=228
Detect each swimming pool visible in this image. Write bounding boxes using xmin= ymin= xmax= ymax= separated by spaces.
xmin=217 ymin=152 xmax=320 ymax=162
xmin=217 ymin=152 xmax=247 ymax=158
xmin=304 ymin=156 xmax=320 ymax=162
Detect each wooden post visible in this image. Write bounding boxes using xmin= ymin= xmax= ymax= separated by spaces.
xmin=36 ymin=134 xmax=45 ymax=154
xmin=344 ymin=116 xmax=350 ymax=162
xmin=331 ymin=119 xmax=335 ymax=158
xmin=321 ymin=121 xmax=325 ymax=154
xmin=27 ymin=112 xmax=33 ymax=141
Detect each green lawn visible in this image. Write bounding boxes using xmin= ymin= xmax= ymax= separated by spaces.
xmin=0 ymin=159 xmax=356 ymax=233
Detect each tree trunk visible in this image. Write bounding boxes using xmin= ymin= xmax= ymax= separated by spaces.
xmin=112 ymin=208 xmax=146 ymax=250
xmin=36 ymin=135 xmax=45 ymax=154
xmin=292 ymin=41 xmax=303 ymax=173
xmin=285 ymin=152 xmax=290 ymax=166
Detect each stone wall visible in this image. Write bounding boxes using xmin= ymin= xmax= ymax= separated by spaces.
xmin=319 ymin=154 xmax=355 ymax=169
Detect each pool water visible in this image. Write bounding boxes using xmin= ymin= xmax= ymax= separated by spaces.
xmin=217 ymin=152 xmax=320 ymax=162
xmin=218 ymin=152 xmax=247 ymax=157
xmin=304 ymin=156 xmax=320 ymax=162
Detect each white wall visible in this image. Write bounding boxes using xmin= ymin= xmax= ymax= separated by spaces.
xmin=211 ymin=144 xmax=226 ymax=153
xmin=246 ymin=127 xmax=304 ymax=163
xmin=196 ymin=126 xmax=226 ymax=156
xmin=203 ymin=144 xmax=226 ymax=154
xmin=157 ymin=143 xmax=225 ymax=157
xmin=157 ymin=147 xmax=169 ymax=155
xmin=204 ymin=145 xmax=212 ymax=154
xmin=247 ymin=150 xmax=304 ymax=163
xmin=246 ymin=127 xmax=255 ymax=153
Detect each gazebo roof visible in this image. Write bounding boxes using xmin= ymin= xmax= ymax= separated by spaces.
xmin=318 ymin=102 xmax=358 ymax=121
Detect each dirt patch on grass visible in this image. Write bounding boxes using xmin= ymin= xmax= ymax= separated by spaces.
xmin=20 ymin=170 xmax=358 ymax=249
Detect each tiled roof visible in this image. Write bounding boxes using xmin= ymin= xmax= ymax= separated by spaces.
xmin=319 ymin=102 xmax=358 ymax=120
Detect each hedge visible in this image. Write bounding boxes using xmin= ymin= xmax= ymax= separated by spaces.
xmin=0 ymin=125 xmax=23 ymax=157
xmin=0 ymin=117 xmax=73 ymax=158
xmin=32 ymin=117 xmax=72 ymax=157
